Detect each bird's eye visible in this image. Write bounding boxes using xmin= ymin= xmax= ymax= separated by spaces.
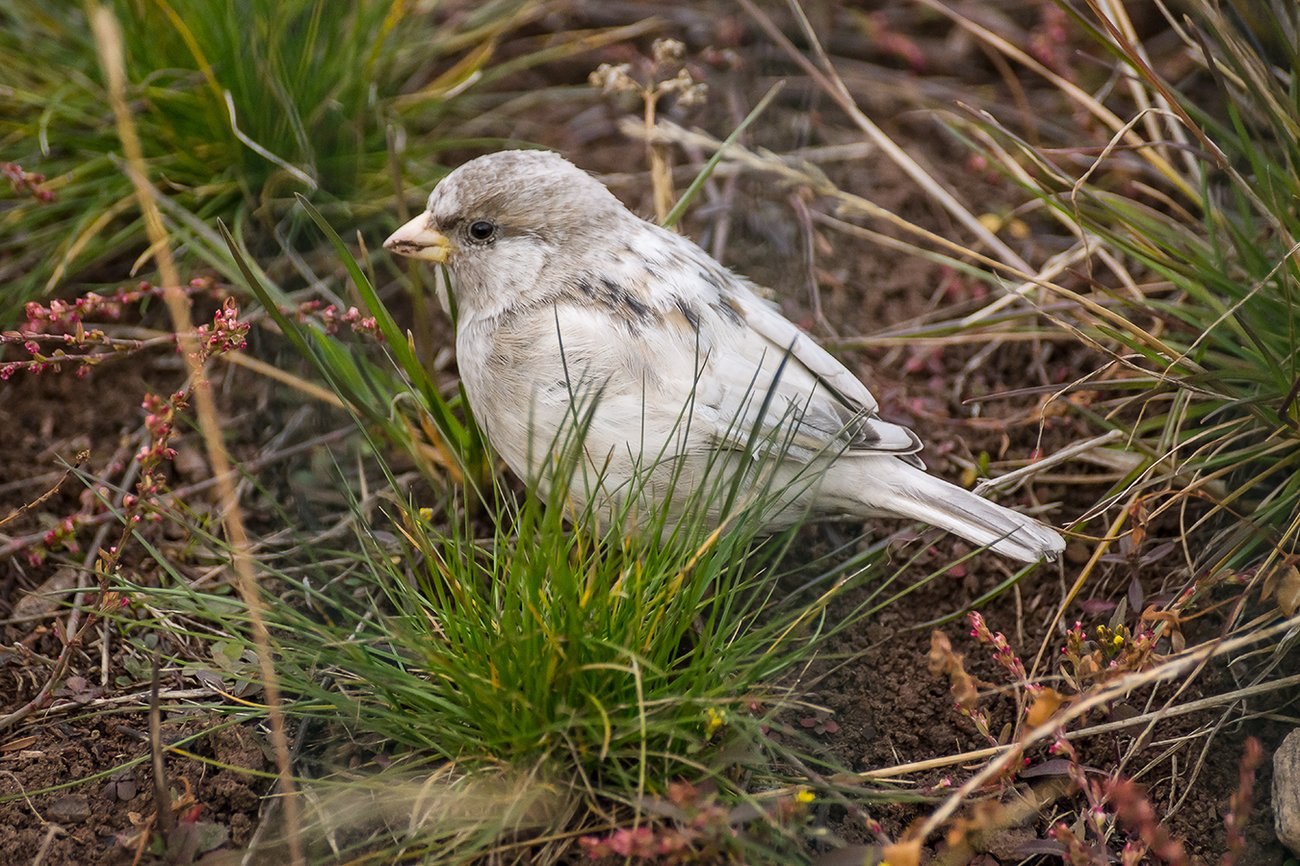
xmin=467 ymin=219 xmax=496 ymax=242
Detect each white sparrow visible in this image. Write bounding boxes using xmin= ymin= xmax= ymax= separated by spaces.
xmin=385 ymin=150 xmax=1065 ymax=563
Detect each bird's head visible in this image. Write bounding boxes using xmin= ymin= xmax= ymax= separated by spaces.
xmin=385 ymin=150 xmax=629 ymax=316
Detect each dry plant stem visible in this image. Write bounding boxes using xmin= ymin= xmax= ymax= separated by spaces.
xmin=0 ymin=451 xmax=89 ymax=530
xmin=911 ymin=612 xmax=1300 ymax=843
xmin=634 ymin=119 xmax=1160 ymax=362
xmin=642 ymin=119 xmax=1201 ymax=408
xmin=810 ymin=210 xmax=1096 ymax=327
xmin=217 ymin=350 xmax=345 ymax=407
xmin=39 ymin=688 xmax=219 ymax=718
xmin=788 ymin=190 xmax=834 ymax=336
xmin=149 ymin=650 xmax=175 ymax=839
xmin=88 ymin=6 xmax=303 ymax=863
xmin=0 ymin=439 xmax=140 ymax=732
xmin=0 ymin=651 xmax=76 ymax=734
xmin=0 ymin=471 xmax=66 ymax=497
xmin=911 ymin=0 xmax=1194 ymax=199
xmin=1093 ymin=0 xmax=1197 ymax=179
xmin=740 ymin=0 xmax=1031 ymax=274
xmin=643 ymin=91 xmax=673 ymax=224
xmin=86 ymin=452 xmax=139 ymax=689
xmin=839 ymin=330 xmax=1070 ymax=348
xmin=973 ymin=430 xmax=1124 ymax=496
xmin=1080 ymin=0 xmax=1231 ymax=179
xmin=29 ymin=824 xmax=62 ymax=866
xmin=628 ymin=120 xmax=1021 ymax=282
xmin=951 ymin=117 xmax=1149 ymax=325
xmin=1027 ymin=500 xmax=1132 ymax=681
xmin=845 ymin=671 xmax=1300 ymax=785
xmin=932 ymin=778 xmax=1071 ymax=866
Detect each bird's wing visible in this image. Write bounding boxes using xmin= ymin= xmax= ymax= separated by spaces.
xmin=722 ymin=286 xmax=881 ymax=414
xmin=688 ymin=277 xmax=923 ymax=467
xmin=582 ymin=223 xmax=925 ymax=467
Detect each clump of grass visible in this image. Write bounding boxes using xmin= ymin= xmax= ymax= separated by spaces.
xmin=960 ymin=1 xmax=1300 ymax=573
xmin=0 ymin=0 xmax=536 ymax=320
xmin=118 ymin=384 xmax=883 ymax=862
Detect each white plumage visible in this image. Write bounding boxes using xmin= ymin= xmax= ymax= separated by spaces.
xmin=386 ymin=150 xmax=1065 ymax=563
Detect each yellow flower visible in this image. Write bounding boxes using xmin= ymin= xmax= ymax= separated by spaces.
xmin=418 ymin=507 xmax=434 ymax=522
xmin=795 ymin=788 xmax=815 ymax=804
xmin=704 ymin=706 xmax=727 ymax=737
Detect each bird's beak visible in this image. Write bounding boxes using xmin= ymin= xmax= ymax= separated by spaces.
xmin=384 ymin=213 xmax=451 ymax=264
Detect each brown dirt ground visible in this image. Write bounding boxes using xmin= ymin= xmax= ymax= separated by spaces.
xmin=2 ymin=3 xmax=1295 ymax=864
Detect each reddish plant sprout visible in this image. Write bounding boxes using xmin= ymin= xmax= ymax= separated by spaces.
xmin=17 ymin=297 xmax=250 ymax=567
xmin=25 ymin=515 xmax=82 ymax=567
xmin=862 ymin=12 xmax=927 ymax=73
xmin=969 ymin=611 xmax=1040 ymax=695
xmin=127 ymin=305 xmax=241 ymax=509
xmin=1029 ymin=4 xmax=1076 ymax=80
xmin=196 ymin=297 xmax=250 ymax=354
xmin=2 ymin=279 xmax=229 ymax=380
xmin=21 ymin=279 xmax=218 ymax=336
xmin=957 ymin=703 xmax=996 ymax=747
xmin=1049 ymin=736 xmax=1093 ymax=800
xmin=929 ymin=628 xmax=1003 ymax=746
xmin=1045 ymin=735 xmax=1196 ymax=864
xmin=1107 ymin=778 xmax=1187 ymax=865
xmin=1221 ymin=737 xmax=1263 ymax=866
xmin=1050 ymin=821 xmax=1107 ymax=866
xmin=939 ymin=615 xmax=1069 ymax=746
xmin=1063 ymin=620 xmax=1088 ymax=657
xmin=127 ymin=300 xmax=248 ymax=522
xmin=1059 ymin=617 xmax=1161 ymax=690
xmin=578 ymin=780 xmax=816 ymax=863
xmin=580 ymin=826 xmax=672 ymax=860
xmin=139 ymin=390 xmax=183 ymax=465
xmin=295 ymin=300 xmax=382 ymax=339
xmin=578 ymin=783 xmax=737 ymax=863
xmin=3 ymin=161 xmax=55 ymax=202
xmin=1120 ymin=840 xmax=1150 ymax=866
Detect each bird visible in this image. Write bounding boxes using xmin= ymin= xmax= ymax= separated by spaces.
xmin=385 ymin=150 xmax=1065 ymax=563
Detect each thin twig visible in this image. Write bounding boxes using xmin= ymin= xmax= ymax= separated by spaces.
xmin=149 ymin=650 xmax=175 ymax=838
xmin=740 ymin=0 xmax=1033 ymax=274
xmin=974 ymin=430 xmax=1124 ymax=496
xmin=0 ymin=452 xmax=89 ymax=530
xmin=0 ymin=426 xmax=354 ymax=561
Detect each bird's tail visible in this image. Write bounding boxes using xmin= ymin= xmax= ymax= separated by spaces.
xmin=828 ymin=457 xmax=1066 ymax=563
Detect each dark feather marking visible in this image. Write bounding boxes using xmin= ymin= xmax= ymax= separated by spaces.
xmin=675 ymin=298 xmax=701 ymax=331
xmin=599 ymin=276 xmax=655 ymax=321
xmin=561 ymin=272 xmax=662 ymax=331
xmin=711 ymin=292 xmax=744 ymax=326
xmin=698 ymin=268 xmax=724 ymax=293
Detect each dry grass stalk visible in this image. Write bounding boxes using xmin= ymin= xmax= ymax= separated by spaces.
xmin=88 ymin=5 xmax=303 ymax=862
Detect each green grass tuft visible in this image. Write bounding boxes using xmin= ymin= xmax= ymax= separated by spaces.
xmin=0 ymin=0 xmax=531 ymax=320
xmin=964 ymin=0 xmax=1300 ymax=571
